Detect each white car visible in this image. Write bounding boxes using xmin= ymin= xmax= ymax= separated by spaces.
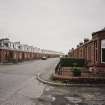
xmin=41 ymin=56 xmax=47 ymax=60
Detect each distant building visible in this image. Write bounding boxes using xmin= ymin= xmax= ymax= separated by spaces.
xmin=0 ymin=38 xmax=63 ymax=63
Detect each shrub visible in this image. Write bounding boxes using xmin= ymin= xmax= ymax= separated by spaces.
xmin=73 ymin=68 xmax=81 ymax=76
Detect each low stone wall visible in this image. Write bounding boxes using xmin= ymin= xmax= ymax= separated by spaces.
xmin=53 ymin=74 xmax=105 ymax=84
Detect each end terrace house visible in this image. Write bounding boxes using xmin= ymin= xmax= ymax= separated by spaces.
xmin=68 ymin=28 xmax=105 ymax=73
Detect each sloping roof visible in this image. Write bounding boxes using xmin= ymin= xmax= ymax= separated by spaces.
xmin=0 ymin=38 xmax=9 ymax=41
xmin=92 ymin=27 xmax=105 ymax=36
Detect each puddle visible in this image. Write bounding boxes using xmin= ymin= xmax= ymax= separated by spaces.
xmin=65 ymin=96 xmax=82 ymax=103
xmin=38 ymin=95 xmax=56 ymax=102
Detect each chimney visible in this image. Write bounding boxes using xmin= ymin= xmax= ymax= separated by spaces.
xmin=79 ymin=42 xmax=83 ymax=46
xmin=71 ymin=48 xmax=74 ymax=51
xmin=77 ymin=45 xmax=80 ymax=48
xmin=84 ymin=38 xmax=89 ymax=43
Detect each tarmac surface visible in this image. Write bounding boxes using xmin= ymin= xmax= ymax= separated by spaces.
xmin=0 ymin=58 xmax=105 ymax=105
xmin=0 ymin=58 xmax=59 ymax=105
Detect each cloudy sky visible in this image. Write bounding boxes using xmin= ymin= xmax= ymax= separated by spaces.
xmin=0 ymin=0 xmax=105 ymax=53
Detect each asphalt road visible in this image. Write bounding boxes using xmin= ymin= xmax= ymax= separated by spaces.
xmin=0 ymin=58 xmax=59 ymax=105
xmin=0 ymin=58 xmax=105 ymax=105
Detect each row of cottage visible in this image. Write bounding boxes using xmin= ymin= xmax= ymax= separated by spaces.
xmin=68 ymin=28 xmax=105 ymax=72
xmin=0 ymin=38 xmax=63 ymax=63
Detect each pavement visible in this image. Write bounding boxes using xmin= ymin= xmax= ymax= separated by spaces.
xmin=36 ymin=85 xmax=105 ymax=105
xmin=36 ymin=72 xmax=105 ymax=105
xmin=35 ymin=61 xmax=105 ymax=105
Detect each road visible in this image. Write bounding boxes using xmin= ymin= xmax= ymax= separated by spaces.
xmin=0 ymin=58 xmax=59 ymax=105
xmin=0 ymin=58 xmax=105 ymax=105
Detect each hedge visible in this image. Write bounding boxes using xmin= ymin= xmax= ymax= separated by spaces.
xmin=59 ymin=58 xmax=86 ymax=67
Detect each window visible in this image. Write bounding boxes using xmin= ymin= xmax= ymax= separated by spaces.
xmin=102 ymin=48 xmax=105 ymax=63
xmin=101 ymin=39 xmax=105 ymax=63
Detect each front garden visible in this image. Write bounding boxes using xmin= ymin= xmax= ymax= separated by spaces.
xmin=52 ymin=57 xmax=105 ymax=84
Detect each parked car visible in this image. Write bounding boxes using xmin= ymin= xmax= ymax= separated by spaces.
xmin=41 ymin=56 xmax=47 ymax=60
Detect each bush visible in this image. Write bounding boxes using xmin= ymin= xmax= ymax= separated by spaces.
xmin=73 ymin=68 xmax=81 ymax=76
xmin=60 ymin=58 xmax=86 ymax=67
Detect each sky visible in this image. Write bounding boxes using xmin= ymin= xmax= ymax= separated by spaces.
xmin=0 ymin=0 xmax=105 ymax=54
